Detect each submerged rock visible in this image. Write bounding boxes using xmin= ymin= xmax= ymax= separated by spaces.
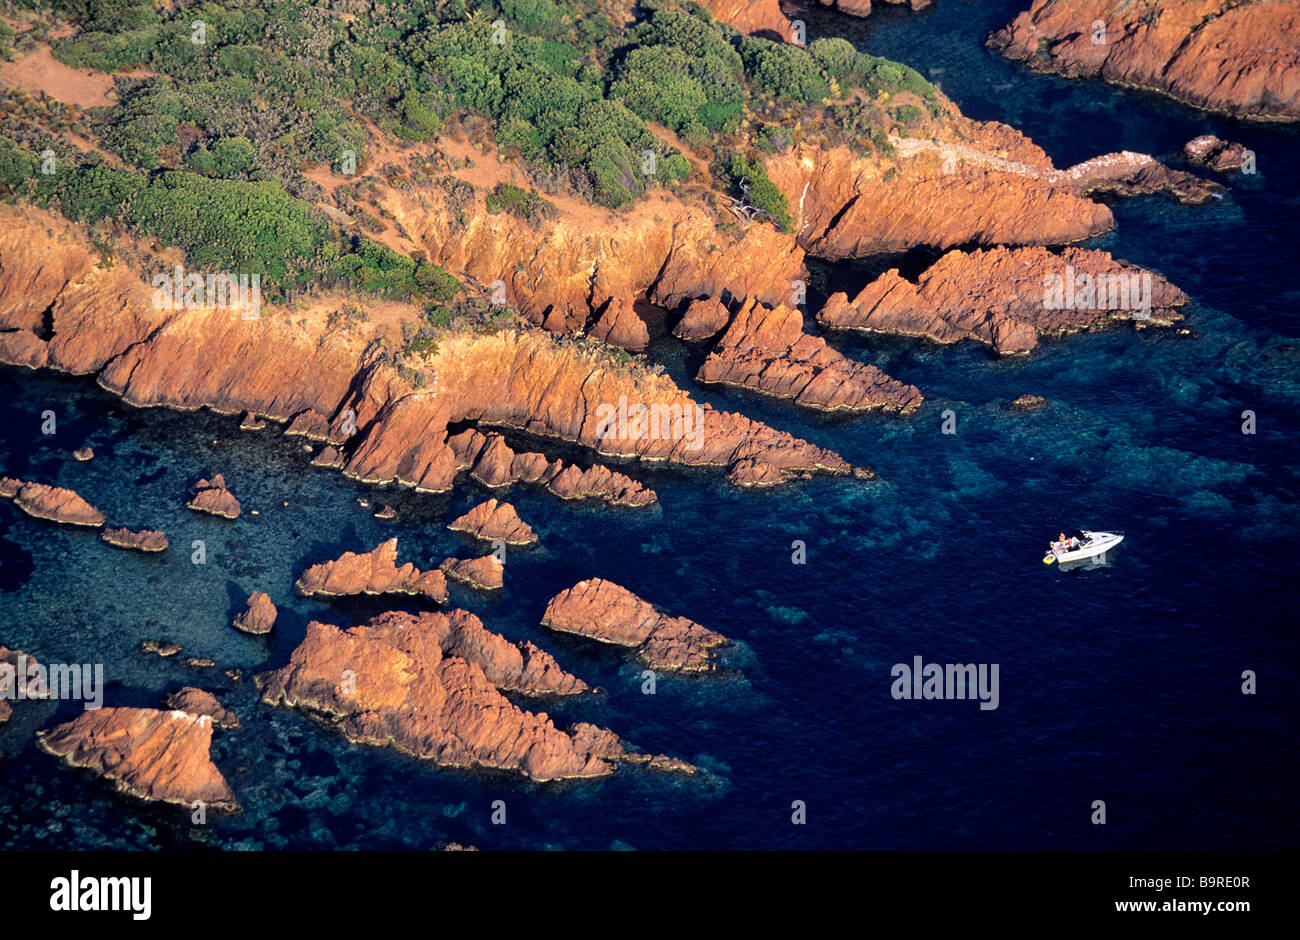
xmin=295 ymin=537 xmax=448 ymax=603
xmin=1009 ymin=394 xmax=1049 ymax=412
xmin=256 ymin=609 xmax=634 ymax=782
xmin=101 ymin=526 xmax=169 ymax=552
xmin=440 ymin=554 xmax=505 ymax=591
xmin=0 ymin=646 xmax=49 ymax=722
xmin=36 ymin=707 xmax=240 ymax=812
xmin=233 ymin=591 xmax=277 ymax=635
xmin=186 ymin=474 xmax=241 ymax=519
xmin=141 ymin=640 xmax=183 ymax=658
xmin=72 ymin=446 xmax=94 ymax=462
xmin=542 ymin=579 xmax=729 ymax=673
xmin=447 ymin=499 xmax=538 ymax=546
xmin=0 ymin=478 xmax=105 ymax=527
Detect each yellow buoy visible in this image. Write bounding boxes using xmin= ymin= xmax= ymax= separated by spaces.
xmin=1042 ymin=554 xmax=1056 ymax=565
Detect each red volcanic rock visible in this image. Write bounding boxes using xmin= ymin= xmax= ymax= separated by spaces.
xmin=2 ymin=479 xmax=105 ymax=527
xmin=1184 ymin=135 xmax=1251 ymax=172
xmin=541 ymin=578 xmax=728 ymax=673
xmin=440 ymin=554 xmax=505 ymax=591
xmin=819 ymin=245 xmax=1187 ymax=355
xmin=233 ymin=591 xmax=277 ymax=635
xmin=284 ymin=409 xmax=333 ymax=440
xmin=238 ymin=411 xmax=267 ymax=430
xmin=0 ymin=329 xmax=49 ymax=368
xmin=256 ymin=609 xmax=622 ymax=781
xmin=310 ymin=445 xmax=344 ymax=468
xmin=295 ymin=537 xmax=447 ymax=603
xmin=990 ymin=0 xmax=1300 ymax=122
xmin=697 ymin=298 xmax=923 ymax=413
xmin=673 ymin=297 xmax=732 ymax=342
xmin=374 ymin=504 xmax=397 ymax=520
xmin=101 ymin=527 xmax=169 ymax=553
xmin=567 ymin=721 xmax=697 ymax=774
xmin=448 ymin=430 xmax=656 ymax=507
xmin=37 ymin=707 xmax=240 ymax=811
xmin=1057 ymin=151 xmax=1222 ymax=204
xmin=164 ymin=687 xmax=239 ymax=729
xmin=588 ymin=296 xmax=649 ymax=352
xmin=186 ymin=474 xmax=241 ymax=519
xmin=448 ymin=499 xmax=538 ymax=546
xmin=701 ymin=0 xmax=794 ymax=38
xmin=1 ymin=646 xmax=49 ymax=722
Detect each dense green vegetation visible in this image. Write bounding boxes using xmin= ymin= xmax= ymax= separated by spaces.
xmin=0 ymin=0 xmax=946 ymax=300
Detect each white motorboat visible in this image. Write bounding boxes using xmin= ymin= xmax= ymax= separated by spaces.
xmin=1043 ymin=530 xmax=1124 ymax=565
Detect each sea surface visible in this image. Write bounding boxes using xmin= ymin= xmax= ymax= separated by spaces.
xmin=1 ymin=0 xmax=1296 ymax=850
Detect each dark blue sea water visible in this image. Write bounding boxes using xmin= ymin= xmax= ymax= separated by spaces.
xmin=1 ymin=0 xmax=1296 ymax=850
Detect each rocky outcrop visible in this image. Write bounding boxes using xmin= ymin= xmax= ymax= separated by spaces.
xmin=542 ymin=578 xmax=728 ymax=673
xmin=1185 ymin=135 xmax=1251 ymax=172
xmin=36 ymin=707 xmax=241 ymax=812
xmin=697 ymin=298 xmax=924 ymax=413
xmin=0 ymin=478 xmax=105 ymax=527
xmin=255 ymin=609 xmax=646 ymax=781
xmin=0 ymin=206 xmax=865 ymax=489
xmin=1009 ymin=394 xmax=1048 ymax=412
xmin=1059 ymin=151 xmax=1222 ymax=204
xmin=818 ymin=245 xmax=1188 ymax=355
xmin=673 ymin=297 xmax=731 ymax=342
xmin=238 ymin=412 xmax=267 ymax=430
xmin=990 ymin=0 xmax=1300 ymax=122
xmin=233 ymin=591 xmax=277 ymax=635
xmin=701 ymin=0 xmax=794 ymax=39
xmin=101 ymin=527 xmax=169 ymax=552
xmin=140 ymin=639 xmax=183 ymax=658
xmin=163 ymin=687 xmax=240 ymax=730
xmin=72 ymin=446 xmax=94 ymax=462
xmin=295 ymin=538 xmax=448 ymax=603
xmin=186 ymin=475 xmax=241 ymax=519
xmin=448 ymin=429 xmax=656 ymax=508
xmin=440 ymin=555 xmax=505 ymax=591
xmin=588 ymin=296 xmax=649 ymax=352
xmin=0 ymin=646 xmax=48 ymax=723
xmin=447 ymin=499 xmax=538 ymax=546
xmin=310 ymin=445 xmax=344 ymax=468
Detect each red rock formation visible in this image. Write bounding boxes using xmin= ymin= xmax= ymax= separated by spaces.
xmin=233 ymin=591 xmax=278 ymax=635
xmin=238 ymin=411 xmax=267 ymax=430
xmin=101 ymin=527 xmax=169 ymax=552
xmin=256 ymin=609 xmax=631 ymax=781
xmin=1185 ymin=135 xmax=1251 ymax=172
xmin=141 ymin=639 xmax=183 ymax=657
xmin=587 ymin=296 xmax=649 ymax=352
xmin=541 ymin=578 xmax=728 ymax=673
xmin=0 ymin=478 xmax=105 ymax=527
xmin=447 ymin=499 xmax=538 ymax=546
xmin=295 ymin=537 xmax=448 ymax=603
xmin=568 ymin=721 xmax=697 ymax=774
xmin=0 ymin=646 xmax=48 ymax=722
xmin=448 ymin=429 xmax=656 ymax=507
xmin=440 ymin=554 xmax=505 ymax=591
xmin=700 ymin=0 xmax=794 ymax=39
xmin=72 ymin=446 xmax=94 ymax=462
xmin=0 ymin=206 xmax=863 ymax=490
xmin=36 ymin=707 xmax=240 ymax=812
xmin=285 ymin=409 xmax=336 ymax=440
xmin=310 ymin=445 xmax=344 ymax=468
xmin=819 ymin=245 xmax=1187 ymax=354
xmin=698 ymin=298 xmax=924 ymax=413
xmin=186 ymin=475 xmax=241 ymax=519
xmin=164 ymin=687 xmax=240 ymax=729
xmin=673 ymin=297 xmax=731 ymax=342
xmin=990 ymin=0 xmax=1300 ymax=122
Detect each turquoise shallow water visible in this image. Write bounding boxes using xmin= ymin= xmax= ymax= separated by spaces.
xmin=1 ymin=0 xmax=1297 ymax=850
